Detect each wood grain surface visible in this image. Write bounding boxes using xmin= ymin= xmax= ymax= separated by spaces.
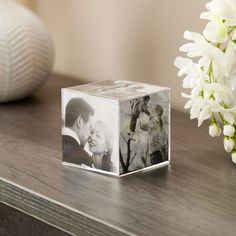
xmin=0 ymin=202 xmax=70 ymax=236
xmin=0 ymin=74 xmax=236 ymax=236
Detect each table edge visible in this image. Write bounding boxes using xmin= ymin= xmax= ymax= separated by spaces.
xmin=0 ymin=177 xmax=135 ymax=236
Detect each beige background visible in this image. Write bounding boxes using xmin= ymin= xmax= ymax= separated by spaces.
xmin=16 ymin=0 xmax=207 ymax=111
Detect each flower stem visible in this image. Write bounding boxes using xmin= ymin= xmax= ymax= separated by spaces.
xmin=219 ymin=112 xmax=225 ymax=125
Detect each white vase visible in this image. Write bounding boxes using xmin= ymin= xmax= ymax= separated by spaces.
xmin=0 ymin=0 xmax=54 ymax=102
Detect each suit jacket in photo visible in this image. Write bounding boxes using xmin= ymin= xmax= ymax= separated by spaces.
xmin=62 ymin=132 xmax=93 ymax=167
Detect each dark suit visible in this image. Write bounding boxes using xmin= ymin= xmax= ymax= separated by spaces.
xmin=62 ymin=135 xmax=93 ymax=167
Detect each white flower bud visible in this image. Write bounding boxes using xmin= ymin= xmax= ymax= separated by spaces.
xmin=209 ymin=124 xmax=221 ymax=137
xmin=223 ymin=113 xmax=234 ymax=125
xmin=223 ymin=125 xmax=235 ymax=137
xmin=224 ymin=137 xmax=234 ymax=153
xmin=216 ymin=126 xmax=222 ymax=136
xmin=231 ymin=151 xmax=236 ymax=164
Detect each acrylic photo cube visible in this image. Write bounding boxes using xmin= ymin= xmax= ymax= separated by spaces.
xmin=61 ymin=80 xmax=170 ymax=177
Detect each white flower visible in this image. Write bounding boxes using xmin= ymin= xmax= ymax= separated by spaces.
xmin=203 ymin=83 xmax=234 ymax=104
xmin=232 ymin=30 xmax=236 ymax=40
xmin=180 ymin=31 xmax=227 ymax=78
xmin=231 ymin=150 xmax=236 ymax=164
xmin=180 ymin=31 xmax=225 ymax=59
xmin=206 ymin=0 xmax=236 ymax=26
xmin=182 ymin=92 xmax=225 ymax=127
xmin=200 ymin=11 xmax=228 ymax=43
xmin=224 ymin=137 xmax=234 ymax=152
xmin=209 ymin=123 xmax=222 ymax=137
xmin=222 ymin=111 xmax=235 ymax=124
xmin=224 ymin=40 xmax=236 ymax=77
xmin=174 ymin=57 xmax=208 ymax=89
xmin=223 ymin=124 xmax=235 ymax=137
xmin=174 ymin=0 xmax=236 ymax=160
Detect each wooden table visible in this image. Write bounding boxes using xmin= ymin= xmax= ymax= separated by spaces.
xmin=0 ymin=74 xmax=236 ymax=236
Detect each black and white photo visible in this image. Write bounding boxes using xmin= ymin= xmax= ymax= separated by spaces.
xmin=62 ymin=90 xmax=119 ymax=175
xmin=62 ymin=80 xmax=170 ymax=176
xmin=119 ymin=90 xmax=170 ymax=174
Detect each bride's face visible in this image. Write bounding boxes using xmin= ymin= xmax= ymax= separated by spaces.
xmin=88 ymin=125 xmax=107 ymax=154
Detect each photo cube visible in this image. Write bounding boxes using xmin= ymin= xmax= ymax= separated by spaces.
xmin=61 ymin=80 xmax=170 ymax=177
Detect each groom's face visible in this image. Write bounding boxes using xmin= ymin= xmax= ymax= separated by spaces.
xmin=80 ymin=115 xmax=93 ymax=146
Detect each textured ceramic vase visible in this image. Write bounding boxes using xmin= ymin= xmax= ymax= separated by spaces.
xmin=0 ymin=0 xmax=54 ymax=103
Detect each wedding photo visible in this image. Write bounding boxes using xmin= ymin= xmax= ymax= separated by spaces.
xmin=119 ymin=90 xmax=170 ymax=174
xmin=61 ymin=92 xmax=119 ymax=175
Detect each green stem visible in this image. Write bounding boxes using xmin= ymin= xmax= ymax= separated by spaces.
xmin=220 ymin=101 xmax=229 ymax=109
xmin=211 ymin=113 xmax=217 ymax=124
xmin=228 ymin=26 xmax=236 ymax=35
xmin=208 ymin=61 xmax=214 ymax=83
xmin=219 ymin=112 xmax=225 ymax=125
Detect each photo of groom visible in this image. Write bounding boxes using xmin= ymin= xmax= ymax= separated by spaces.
xmin=62 ymin=98 xmax=94 ymax=167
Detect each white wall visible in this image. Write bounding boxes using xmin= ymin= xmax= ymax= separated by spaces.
xmin=18 ymin=0 xmax=207 ymax=111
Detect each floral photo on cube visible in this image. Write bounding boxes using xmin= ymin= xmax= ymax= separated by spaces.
xmin=174 ymin=0 xmax=236 ymax=163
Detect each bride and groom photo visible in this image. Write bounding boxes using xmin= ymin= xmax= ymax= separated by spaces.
xmin=62 ymin=97 xmax=115 ymax=173
xmin=119 ymin=91 xmax=169 ymax=174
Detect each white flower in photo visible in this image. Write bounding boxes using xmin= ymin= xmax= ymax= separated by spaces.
xmin=223 ymin=124 xmax=235 ymax=137
xmin=209 ymin=123 xmax=222 ymax=137
xmin=224 ymin=137 xmax=234 ymax=152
